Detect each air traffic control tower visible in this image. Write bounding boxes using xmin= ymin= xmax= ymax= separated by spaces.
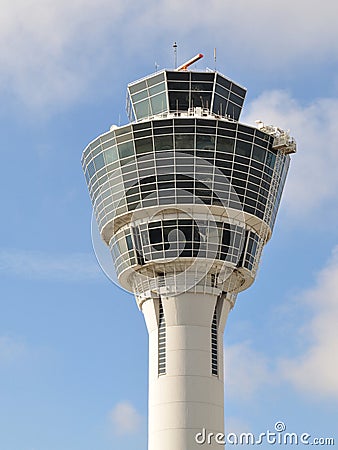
xmin=82 ymin=54 xmax=296 ymax=450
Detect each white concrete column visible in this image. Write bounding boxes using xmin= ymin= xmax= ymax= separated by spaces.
xmin=141 ymin=292 xmax=231 ymax=450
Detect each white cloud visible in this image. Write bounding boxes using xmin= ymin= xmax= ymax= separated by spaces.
xmin=1 ymin=0 xmax=338 ymax=110
xmin=243 ymin=91 xmax=338 ymax=219
xmin=134 ymin=0 xmax=338 ymax=67
xmin=0 ymin=249 xmax=101 ymax=281
xmin=225 ymin=247 xmax=338 ymax=403
xmin=109 ymin=401 xmax=142 ymax=435
xmin=0 ymin=0 xmax=128 ymax=109
xmin=224 ymin=341 xmax=270 ymax=401
xmin=279 ymin=246 xmax=338 ymax=400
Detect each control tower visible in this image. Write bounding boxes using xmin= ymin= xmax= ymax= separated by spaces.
xmin=81 ymin=54 xmax=296 ymax=450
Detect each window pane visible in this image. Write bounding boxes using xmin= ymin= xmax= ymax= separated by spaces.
xmin=253 ymin=146 xmax=266 ymax=164
xmin=191 ymin=92 xmax=212 ymax=109
xmin=175 ymin=134 xmax=194 ymax=149
xmin=132 ymin=90 xmax=148 ymax=102
xmin=147 ymin=72 xmax=165 ymax=87
xmin=150 ymin=92 xmax=167 ymax=115
xmin=235 ymin=141 xmax=252 ymax=158
xmin=135 ymin=137 xmax=153 ymax=155
xmin=94 ymin=153 xmax=104 ymax=171
xmin=149 ymin=83 xmax=165 ymax=96
xmin=88 ymin=161 xmax=95 ymax=177
xmin=104 ymin=146 xmax=118 ymax=164
xmin=216 ymin=136 xmax=234 ymax=153
xmin=168 ymin=91 xmax=190 ymax=110
xmin=196 ymin=134 xmax=215 ymax=150
xmin=154 ymin=135 xmax=173 ymax=151
xmin=129 ymin=80 xmax=147 ymax=94
xmin=118 ymin=141 xmax=134 ymax=159
xmin=266 ymin=151 xmax=276 ymax=169
xmin=134 ymin=99 xmax=151 ymax=119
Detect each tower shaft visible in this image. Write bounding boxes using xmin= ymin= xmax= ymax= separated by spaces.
xmin=142 ymin=291 xmax=231 ymax=450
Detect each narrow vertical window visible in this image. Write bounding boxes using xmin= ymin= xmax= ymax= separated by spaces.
xmin=211 ymin=304 xmax=218 ymax=376
xmin=158 ymin=299 xmax=166 ymax=376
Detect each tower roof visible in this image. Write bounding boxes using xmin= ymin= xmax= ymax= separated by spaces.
xmin=126 ymin=70 xmax=247 ymax=123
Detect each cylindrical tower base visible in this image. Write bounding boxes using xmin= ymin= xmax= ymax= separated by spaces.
xmin=141 ymin=291 xmax=231 ymax=450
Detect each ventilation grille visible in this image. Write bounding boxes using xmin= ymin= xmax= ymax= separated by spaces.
xmin=211 ymin=305 xmax=218 ymax=376
xmin=158 ymin=299 xmax=166 ymax=376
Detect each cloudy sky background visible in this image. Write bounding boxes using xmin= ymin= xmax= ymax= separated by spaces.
xmin=1 ymin=1 xmax=337 ymax=449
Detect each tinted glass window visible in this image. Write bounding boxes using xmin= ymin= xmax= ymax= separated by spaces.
xmin=169 ymin=91 xmax=190 ymax=110
xmin=253 ymin=146 xmax=266 ymax=164
xmin=135 ymin=137 xmax=153 ymax=154
xmin=154 ymin=135 xmax=173 ymax=151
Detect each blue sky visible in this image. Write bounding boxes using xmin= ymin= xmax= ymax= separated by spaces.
xmin=0 ymin=0 xmax=338 ymax=449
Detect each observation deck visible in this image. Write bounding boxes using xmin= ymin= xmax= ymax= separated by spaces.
xmin=82 ymin=68 xmax=296 ymax=301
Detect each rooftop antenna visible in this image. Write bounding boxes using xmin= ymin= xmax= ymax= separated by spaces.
xmin=214 ymin=47 xmax=217 ymax=71
xmin=155 ymin=62 xmax=160 ymax=72
xmin=173 ymin=42 xmax=178 ymax=69
xmin=176 ymin=53 xmax=204 ymax=71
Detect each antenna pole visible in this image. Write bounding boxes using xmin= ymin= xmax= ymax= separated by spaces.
xmin=214 ymin=47 xmax=217 ymax=71
xmin=173 ymin=42 xmax=178 ymax=69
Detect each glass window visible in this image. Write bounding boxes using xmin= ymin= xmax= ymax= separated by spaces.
xmin=196 ymin=126 xmax=215 ymax=135
xmin=85 ymin=170 xmax=90 ymax=183
xmin=104 ymin=146 xmax=118 ymax=164
xmin=168 ymin=81 xmax=189 ymax=90
xmin=135 ymin=137 xmax=153 ymax=155
xmin=191 ymin=72 xmax=215 ymax=82
xmin=266 ymin=151 xmax=276 ymax=169
xmin=133 ymin=122 xmax=151 ymax=131
xmin=235 ymin=140 xmax=252 ymax=158
xmin=154 ymin=135 xmax=173 ymax=151
xmin=226 ymin=103 xmax=241 ymax=120
xmin=216 ymin=136 xmax=234 ymax=153
xmin=233 ymin=170 xmax=247 ymax=180
xmin=216 ymin=74 xmax=231 ymax=90
xmin=168 ymin=91 xmax=190 ymax=110
xmin=255 ymin=137 xmax=269 ymax=148
xmin=88 ymin=161 xmax=95 ymax=177
xmin=134 ymin=99 xmax=151 ymax=118
xmin=253 ymin=146 xmax=266 ymax=164
xmin=132 ymin=90 xmax=148 ymax=102
xmin=196 ymin=134 xmax=215 ymax=150
xmin=101 ymin=136 xmax=116 ymax=149
xmin=191 ymin=82 xmax=213 ymax=91
xmin=174 ymin=125 xmax=195 ymax=134
xmin=175 ymin=134 xmax=194 ymax=149
xmin=231 ymin=83 xmax=246 ymax=98
xmin=149 ymin=83 xmax=165 ymax=96
xmin=118 ymin=141 xmax=134 ymax=159
xmin=234 ymin=156 xmax=250 ymax=167
xmin=166 ymin=71 xmax=189 ymax=81
xmin=229 ymin=92 xmax=243 ymax=105
xmin=191 ymin=92 xmax=212 ymax=109
xmin=215 ymin=84 xmax=229 ymax=99
xmin=129 ymin=80 xmax=147 ymax=95
xmin=126 ymin=235 xmax=133 ymax=251
xmin=149 ymin=224 xmax=163 ymax=251
xmin=213 ymin=94 xmax=228 ymax=116
xmin=238 ymin=124 xmax=254 ymax=135
xmin=94 ymin=153 xmax=104 ymax=171
xmin=147 ymin=72 xmax=165 ymax=87
xmin=150 ymin=92 xmax=167 ymax=115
